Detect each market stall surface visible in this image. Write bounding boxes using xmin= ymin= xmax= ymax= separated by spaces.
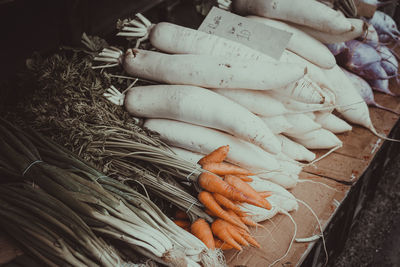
xmin=223 ymin=92 xmax=400 ymax=266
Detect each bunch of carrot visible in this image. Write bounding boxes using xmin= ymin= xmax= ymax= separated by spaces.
xmin=172 ymin=145 xmax=272 ymax=251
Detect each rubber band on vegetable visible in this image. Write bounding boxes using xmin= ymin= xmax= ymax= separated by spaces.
xmin=186 ymin=200 xmax=197 ymax=213
xmin=22 ymin=160 xmax=43 ymax=176
xmin=186 ymin=165 xmax=202 ymax=181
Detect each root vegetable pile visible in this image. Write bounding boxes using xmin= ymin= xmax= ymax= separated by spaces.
xmin=8 ymin=2 xmax=400 ymax=266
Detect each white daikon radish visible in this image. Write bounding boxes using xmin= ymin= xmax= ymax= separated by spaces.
xmin=112 ymin=85 xmax=281 ymax=154
xmin=273 ymin=75 xmax=327 ymax=104
xmin=322 ymin=65 xmax=396 ymax=141
xmin=232 ymin=0 xmax=352 ymax=34
xmin=289 ymin=128 xmax=342 ymax=149
xmin=143 ymin=119 xmax=280 ymax=171
xmin=275 ymin=154 xmax=303 ymax=175
xmin=254 ymin=154 xmax=301 ymax=188
xmin=314 ymin=112 xmax=352 ymax=133
xmin=247 ymin=15 xmax=336 ymax=69
xmin=212 ymin=88 xmax=289 ymax=117
xmin=257 ymin=171 xmax=299 ymax=189
xmin=239 ymin=177 xmax=298 ymax=222
xmin=240 ymin=203 xmax=279 ymax=223
xmin=304 ymin=112 xmax=316 ymax=120
xmin=121 ymin=49 xmax=306 ymax=91
xmin=284 ymin=113 xmax=322 ymax=135
xmin=258 ymin=115 xmax=293 ymax=134
xmin=290 ymin=18 xmax=367 ymax=44
xmin=280 ymin=50 xmax=336 ymax=95
xmin=276 ymin=134 xmax=316 ymax=162
xmin=249 ymin=177 xmax=299 ymax=211
xmin=268 ymin=91 xmax=334 ymax=113
xmin=118 ymin=18 xmax=275 ymax=61
xmin=117 ymin=15 xmax=333 ymax=92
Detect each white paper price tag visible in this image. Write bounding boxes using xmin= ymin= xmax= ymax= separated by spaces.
xmin=198 ymin=7 xmax=292 ymax=60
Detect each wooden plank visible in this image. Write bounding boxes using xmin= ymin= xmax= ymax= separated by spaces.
xmin=303 ymin=153 xmax=367 ymax=183
xmin=335 ymin=93 xmax=400 ymax=159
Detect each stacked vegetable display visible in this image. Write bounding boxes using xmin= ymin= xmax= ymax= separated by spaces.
xmin=95 ymin=0 xmax=389 ymax=194
xmin=92 ymin=0 xmax=399 ymax=257
xmin=3 ymin=0 xmax=400 ymax=266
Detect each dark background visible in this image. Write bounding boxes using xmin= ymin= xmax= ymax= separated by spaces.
xmin=0 ymin=0 xmax=203 ymax=110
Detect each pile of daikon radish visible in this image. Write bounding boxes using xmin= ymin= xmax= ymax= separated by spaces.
xmin=95 ymin=0 xmax=387 ymax=190
xmin=92 ymin=0 xmax=396 ymax=259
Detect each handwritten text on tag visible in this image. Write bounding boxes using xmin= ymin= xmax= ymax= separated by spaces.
xmin=198 ymin=7 xmax=292 ymax=60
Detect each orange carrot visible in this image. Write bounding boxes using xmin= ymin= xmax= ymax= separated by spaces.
xmin=224 ymin=175 xmax=272 ymax=210
xmin=198 ymin=172 xmax=260 ymax=206
xmin=214 ymin=238 xmax=234 ymax=250
xmin=239 ymin=216 xmax=264 ymax=228
xmin=202 ymin=162 xmax=254 ymax=176
xmin=213 ymin=193 xmax=242 ymax=213
xmin=211 ymin=219 xmax=243 ymax=251
xmin=191 ymin=218 xmax=215 ymax=249
xmin=226 ymin=210 xmax=249 ymax=232
xmin=226 ymin=227 xmax=249 ymax=247
xmin=205 ymin=208 xmax=217 ymax=217
xmin=198 ymin=145 xmax=229 ymax=165
xmin=207 ymin=206 xmax=250 ymax=220
xmin=174 ymin=209 xmax=189 ymax=220
xmin=198 ymin=191 xmax=248 ymax=230
xmin=233 ymin=174 xmax=253 ymax=182
xmin=174 ymin=220 xmax=190 ymax=228
xmin=258 ymin=191 xmax=273 ymax=198
xmin=233 ymin=209 xmax=251 ymax=218
xmin=235 ymin=226 xmax=261 ymax=248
